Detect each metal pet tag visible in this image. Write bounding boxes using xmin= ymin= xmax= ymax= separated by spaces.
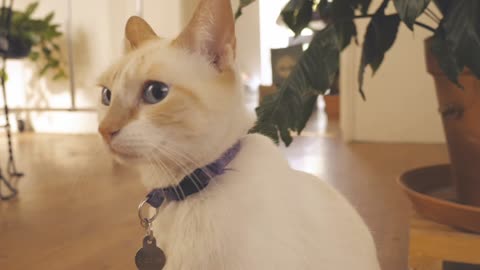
xmin=135 ymin=235 xmax=166 ymax=270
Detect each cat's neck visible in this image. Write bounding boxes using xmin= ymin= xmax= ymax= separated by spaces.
xmin=137 ymin=136 xmax=244 ymax=190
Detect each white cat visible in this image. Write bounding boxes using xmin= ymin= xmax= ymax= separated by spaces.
xmin=97 ymin=0 xmax=381 ymax=269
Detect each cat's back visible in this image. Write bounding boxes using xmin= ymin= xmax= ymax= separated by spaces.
xmin=225 ymin=134 xmax=381 ymax=269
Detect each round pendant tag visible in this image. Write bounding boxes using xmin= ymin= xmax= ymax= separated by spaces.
xmin=135 ymin=236 xmax=166 ymax=270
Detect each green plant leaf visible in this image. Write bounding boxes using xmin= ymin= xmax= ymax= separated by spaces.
xmin=430 ymin=31 xmax=463 ymax=87
xmin=50 ymin=59 xmax=60 ymax=68
xmin=24 ymin=2 xmax=39 ymax=18
xmin=358 ymin=13 xmax=400 ymax=99
xmin=39 ymin=63 xmax=52 ymax=76
xmin=0 ymin=69 xmax=8 ymax=82
xmin=235 ymin=0 xmax=256 ymax=20
xmin=393 ymin=0 xmax=431 ymax=30
xmin=442 ymin=0 xmax=480 ymax=79
xmin=53 ymin=70 xmax=66 ymax=80
xmin=44 ymin=12 xmax=54 ymax=23
xmin=250 ymin=26 xmax=340 ymax=145
xmin=7 ymin=2 xmax=65 ymax=80
xmin=52 ymin=43 xmax=60 ymax=51
xmin=42 ymin=46 xmax=51 ymax=57
xmin=29 ymin=51 xmax=40 ymax=61
xmin=281 ymin=0 xmax=314 ymax=36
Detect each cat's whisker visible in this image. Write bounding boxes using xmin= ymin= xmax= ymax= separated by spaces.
xmin=145 ymin=149 xmax=187 ymax=200
xmin=144 ymin=143 xmax=195 ymax=198
xmin=144 ymin=151 xmax=181 ymax=197
xmin=159 ymin=145 xmax=226 ymax=192
xmin=144 ymin=152 xmax=171 ymax=188
xmin=152 ymin=143 xmax=231 ymax=202
xmin=149 ymin=144 xmax=209 ymax=194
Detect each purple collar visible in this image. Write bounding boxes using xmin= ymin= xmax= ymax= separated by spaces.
xmin=145 ymin=142 xmax=241 ymax=208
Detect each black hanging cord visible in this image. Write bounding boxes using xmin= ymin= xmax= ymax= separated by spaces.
xmin=0 ymin=0 xmax=23 ymax=201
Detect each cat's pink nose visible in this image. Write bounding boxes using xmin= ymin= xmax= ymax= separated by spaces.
xmin=98 ymin=126 xmax=120 ymax=143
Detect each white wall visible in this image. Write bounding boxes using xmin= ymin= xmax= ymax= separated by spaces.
xmin=340 ymin=2 xmax=445 ymax=143
xmin=258 ymin=0 xmax=291 ymax=86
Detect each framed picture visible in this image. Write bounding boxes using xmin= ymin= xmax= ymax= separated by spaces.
xmin=270 ymin=44 xmax=303 ymax=87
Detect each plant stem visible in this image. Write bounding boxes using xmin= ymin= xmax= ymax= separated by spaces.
xmin=413 ymin=21 xmax=436 ymax=33
xmin=424 ymin=10 xmax=440 ymax=24
xmin=426 ymin=7 xmax=441 ymax=22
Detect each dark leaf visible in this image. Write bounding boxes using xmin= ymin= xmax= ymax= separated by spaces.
xmin=443 ymin=0 xmax=480 ymax=79
xmin=357 ymin=0 xmax=373 ymax=15
xmin=335 ymin=20 xmax=357 ymax=50
xmin=393 ymin=0 xmax=431 ymax=30
xmin=316 ymin=0 xmax=357 ymax=49
xmin=430 ymin=31 xmax=463 ymax=87
xmin=358 ymin=13 xmax=400 ymax=98
xmin=250 ymin=26 xmax=340 ymax=145
xmin=304 ymin=30 xmax=340 ymax=92
xmin=235 ymin=0 xmax=256 ymax=20
xmin=317 ymin=0 xmax=354 ymax=21
xmin=317 ymin=0 xmax=371 ymax=18
xmin=281 ymin=0 xmax=314 ymax=36
xmin=433 ymin=0 xmax=450 ymax=16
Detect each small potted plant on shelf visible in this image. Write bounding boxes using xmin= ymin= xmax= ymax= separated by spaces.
xmin=237 ymin=0 xmax=480 ymax=226
xmin=0 ymin=2 xmax=66 ymax=80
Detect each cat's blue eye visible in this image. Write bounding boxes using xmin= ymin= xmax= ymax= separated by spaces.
xmin=101 ymin=87 xmax=111 ymax=106
xmin=143 ymin=81 xmax=169 ymax=104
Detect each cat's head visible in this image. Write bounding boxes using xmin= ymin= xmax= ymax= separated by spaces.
xmin=97 ymin=0 xmax=251 ymax=187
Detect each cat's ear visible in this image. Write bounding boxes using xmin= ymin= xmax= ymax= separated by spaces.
xmin=125 ymin=16 xmax=158 ymax=49
xmin=173 ymin=0 xmax=236 ymax=71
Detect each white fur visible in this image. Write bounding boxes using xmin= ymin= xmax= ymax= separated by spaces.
xmin=153 ymin=134 xmax=381 ymax=270
xmin=98 ymin=37 xmax=380 ymax=270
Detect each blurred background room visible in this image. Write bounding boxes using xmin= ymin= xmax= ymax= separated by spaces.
xmin=1 ymin=0 xmax=480 ymax=270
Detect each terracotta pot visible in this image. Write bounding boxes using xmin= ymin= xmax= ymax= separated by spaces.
xmin=324 ymin=95 xmax=339 ymax=119
xmin=425 ymin=38 xmax=480 ymax=206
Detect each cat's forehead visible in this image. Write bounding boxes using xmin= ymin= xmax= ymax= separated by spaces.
xmin=97 ymin=40 xmax=169 ymax=87
xmin=97 ymin=38 xmax=227 ymax=94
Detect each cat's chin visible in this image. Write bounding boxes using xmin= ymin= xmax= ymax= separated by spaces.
xmin=112 ymin=154 xmax=143 ymax=165
xmin=109 ymin=149 xmax=146 ymax=166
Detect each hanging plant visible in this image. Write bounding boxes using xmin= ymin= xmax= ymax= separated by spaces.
xmin=0 ymin=2 xmax=66 ymax=80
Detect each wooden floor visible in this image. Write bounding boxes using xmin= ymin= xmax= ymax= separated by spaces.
xmin=0 ymin=123 xmax=448 ymax=270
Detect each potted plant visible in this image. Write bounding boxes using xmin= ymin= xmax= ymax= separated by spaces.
xmin=237 ymin=0 xmax=480 ymax=206
xmin=0 ymin=2 xmax=66 ymax=80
